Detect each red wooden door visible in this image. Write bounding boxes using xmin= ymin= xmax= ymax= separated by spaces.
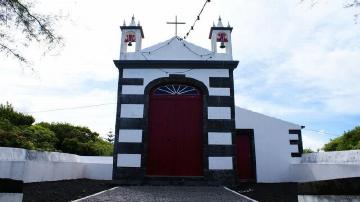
xmin=236 ymin=135 xmax=253 ymax=180
xmin=147 ymin=84 xmax=203 ymax=176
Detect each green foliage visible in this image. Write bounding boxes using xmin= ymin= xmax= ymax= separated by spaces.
xmin=61 ymin=138 xmax=113 ymax=156
xmin=34 ymin=122 xmax=113 ymax=156
xmin=106 ymin=131 xmax=114 ymax=143
xmin=323 ymin=126 xmax=360 ymax=151
xmin=36 ymin=122 xmax=112 ymax=156
xmin=0 ymin=103 xmax=35 ymax=126
xmin=0 ymin=102 xmax=113 ymax=156
xmin=37 ymin=122 xmax=96 ymax=143
xmin=303 ymin=148 xmax=314 ymax=153
xmin=22 ymin=125 xmax=58 ymax=151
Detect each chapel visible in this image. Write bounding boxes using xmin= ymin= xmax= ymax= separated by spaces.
xmin=113 ymin=16 xmax=303 ymax=184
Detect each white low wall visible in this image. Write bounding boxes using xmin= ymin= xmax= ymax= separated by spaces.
xmin=291 ymin=150 xmax=360 ymax=182
xmin=0 ymin=193 xmax=23 ymax=202
xmin=301 ymin=150 xmax=360 ymax=164
xmin=0 ymin=147 xmax=112 ymax=183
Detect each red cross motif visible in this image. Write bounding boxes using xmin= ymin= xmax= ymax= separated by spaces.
xmin=216 ymin=32 xmax=228 ymax=42
xmin=125 ymin=33 xmax=136 ymax=42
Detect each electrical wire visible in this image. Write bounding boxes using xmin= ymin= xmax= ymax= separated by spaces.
xmin=183 ymin=0 xmax=211 ymax=39
xmin=23 ymin=103 xmax=343 ymax=138
xmin=25 ymin=102 xmax=116 ymax=114
xmin=303 ymin=128 xmax=340 ymax=136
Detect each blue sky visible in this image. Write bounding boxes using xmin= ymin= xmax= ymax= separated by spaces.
xmin=1 ymin=0 xmax=359 ymax=150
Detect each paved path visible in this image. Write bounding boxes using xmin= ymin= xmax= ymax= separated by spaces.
xmin=77 ymin=186 xmax=253 ymax=202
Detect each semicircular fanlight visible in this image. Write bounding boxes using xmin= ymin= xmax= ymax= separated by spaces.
xmin=153 ymin=84 xmax=199 ymax=95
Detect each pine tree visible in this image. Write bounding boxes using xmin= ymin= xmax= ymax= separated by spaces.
xmin=106 ymin=131 xmax=114 ymax=144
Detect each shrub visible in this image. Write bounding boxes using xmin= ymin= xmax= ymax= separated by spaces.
xmin=323 ymin=126 xmax=360 ymax=151
xmin=38 ymin=122 xmax=113 ymax=156
xmin=0 ymin=103 xmax=34 ymax=126
xmin=0 ymin=102 xmax=113 ymax=156
xmin=0 ymin=118 xmax=35 ymax=150
xmin=22 ymin=125 xmax=58 ymax=151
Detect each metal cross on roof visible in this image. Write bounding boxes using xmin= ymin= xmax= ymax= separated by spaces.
xmin=167 ymin=16 xmax=186 ymax=36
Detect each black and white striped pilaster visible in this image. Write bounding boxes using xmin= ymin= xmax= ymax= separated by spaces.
xmin=0 ymin=179 xmax=23 ymax=202
xmin=114 ymin=73 xmax=146 ymax=180
xmin=206 ymin=74 xmax=236 ymax=172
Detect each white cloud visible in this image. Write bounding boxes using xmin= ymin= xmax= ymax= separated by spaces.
xmin=302 ymin=130 xmax=330 ymax=151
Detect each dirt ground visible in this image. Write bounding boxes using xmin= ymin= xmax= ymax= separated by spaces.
xmin=23 ymin=179 xmax=117 ymax=202
xmin=232 ymin=182 xmax=298 ymax=202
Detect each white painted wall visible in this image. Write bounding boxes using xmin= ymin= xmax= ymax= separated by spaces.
xmin=0 ymin=146 xmax=360 ymax=183
xmin=298 ymin=195 xmax=360 ymax=202
xmin=235 ymin=107 xmax=302 ymax=182
xmin=208 ymin=157 xmax=233 ymax=170
xmin=118 ymin=129 xmax=142 ymax=143
xmin=291 ymin=163 xmax=360 ymax=182
xmin=0 ymin=147 xmax=112 ymax=183
xmin=208 ymin=88 xmax=230 ymax=96
xmin=301 ymin=150 xmax=360 ymax=164
xmin=0 ymin=193 xmax=23 ymax=202
xmin=291 ymin=150 xmax=360 ymax=182
xmin=121 ymin=68 xmax=230 ymax=96
xmin=208 ymin=132 xmax=232 ymax=145
xmin=208 ymin=107 xmax=231 ymax=120
xmin=83 ymin=163 xmax=112 ymax=180
xmin=117 ymin=154 xmax=141 ymax=167
xmin=120 ymin=104 xmax=144 ymax=118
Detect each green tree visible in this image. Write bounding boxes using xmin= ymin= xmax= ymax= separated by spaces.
xmin=0 ymin=103 xmax=37 ymax=149
xmin=38 ymin=122 xmax=113 ymax=156
xmin=106 ymin=131 xmax=114 ymax=143
xmin=0 ymin=0 xmax=62 ymax=63
xmin=0 ymin=102 xmax=113 ymax=156
xmin=22 ymin=124 xmax=58 ymax=151
xmin=0 ymin=102 xmax=34 ymax=126
xmin=303 ymin=148 xmax=315 ymax=153
xmin=323 ymin=126 xmax=360 ymax=151
xmin=0 ymin=118 xmax=32 ymax=149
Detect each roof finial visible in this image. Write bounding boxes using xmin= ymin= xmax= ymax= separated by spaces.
xmin=217 ymin=16 xmax=223 ymax=27
xmin=123 ymin=20 xmax=126 ymax=26
xmin=213 ymin=21 xmax=215 ymax=27
xmin=137 ymin=21 xmax=140 ymax=26
xmin=130 ymin=15 xmax=136 ymax=26
xmin=227 ymin=21 xmax=231 ymax=27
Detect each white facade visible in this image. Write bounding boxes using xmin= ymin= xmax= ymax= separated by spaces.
xmin=121 ymin=68 xmax=230 ymax=96
xmin=118 ymin=67 xmax=235 ymax=173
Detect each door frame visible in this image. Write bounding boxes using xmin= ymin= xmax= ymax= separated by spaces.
xmin=235 ymin=129 xmax=257 ymax=181
xmin=142 ymin=75 xmax=209 ymax=177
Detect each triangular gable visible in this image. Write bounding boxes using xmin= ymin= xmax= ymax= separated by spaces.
xmin=121 ymin=37 xmax=231 ymax=61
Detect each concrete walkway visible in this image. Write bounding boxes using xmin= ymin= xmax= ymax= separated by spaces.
xmin=76 ymin=186 xmax=254 ymax=202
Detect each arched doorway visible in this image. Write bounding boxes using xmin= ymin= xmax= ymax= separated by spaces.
xmin=147 ymin=84 xmax=203 ymax=176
